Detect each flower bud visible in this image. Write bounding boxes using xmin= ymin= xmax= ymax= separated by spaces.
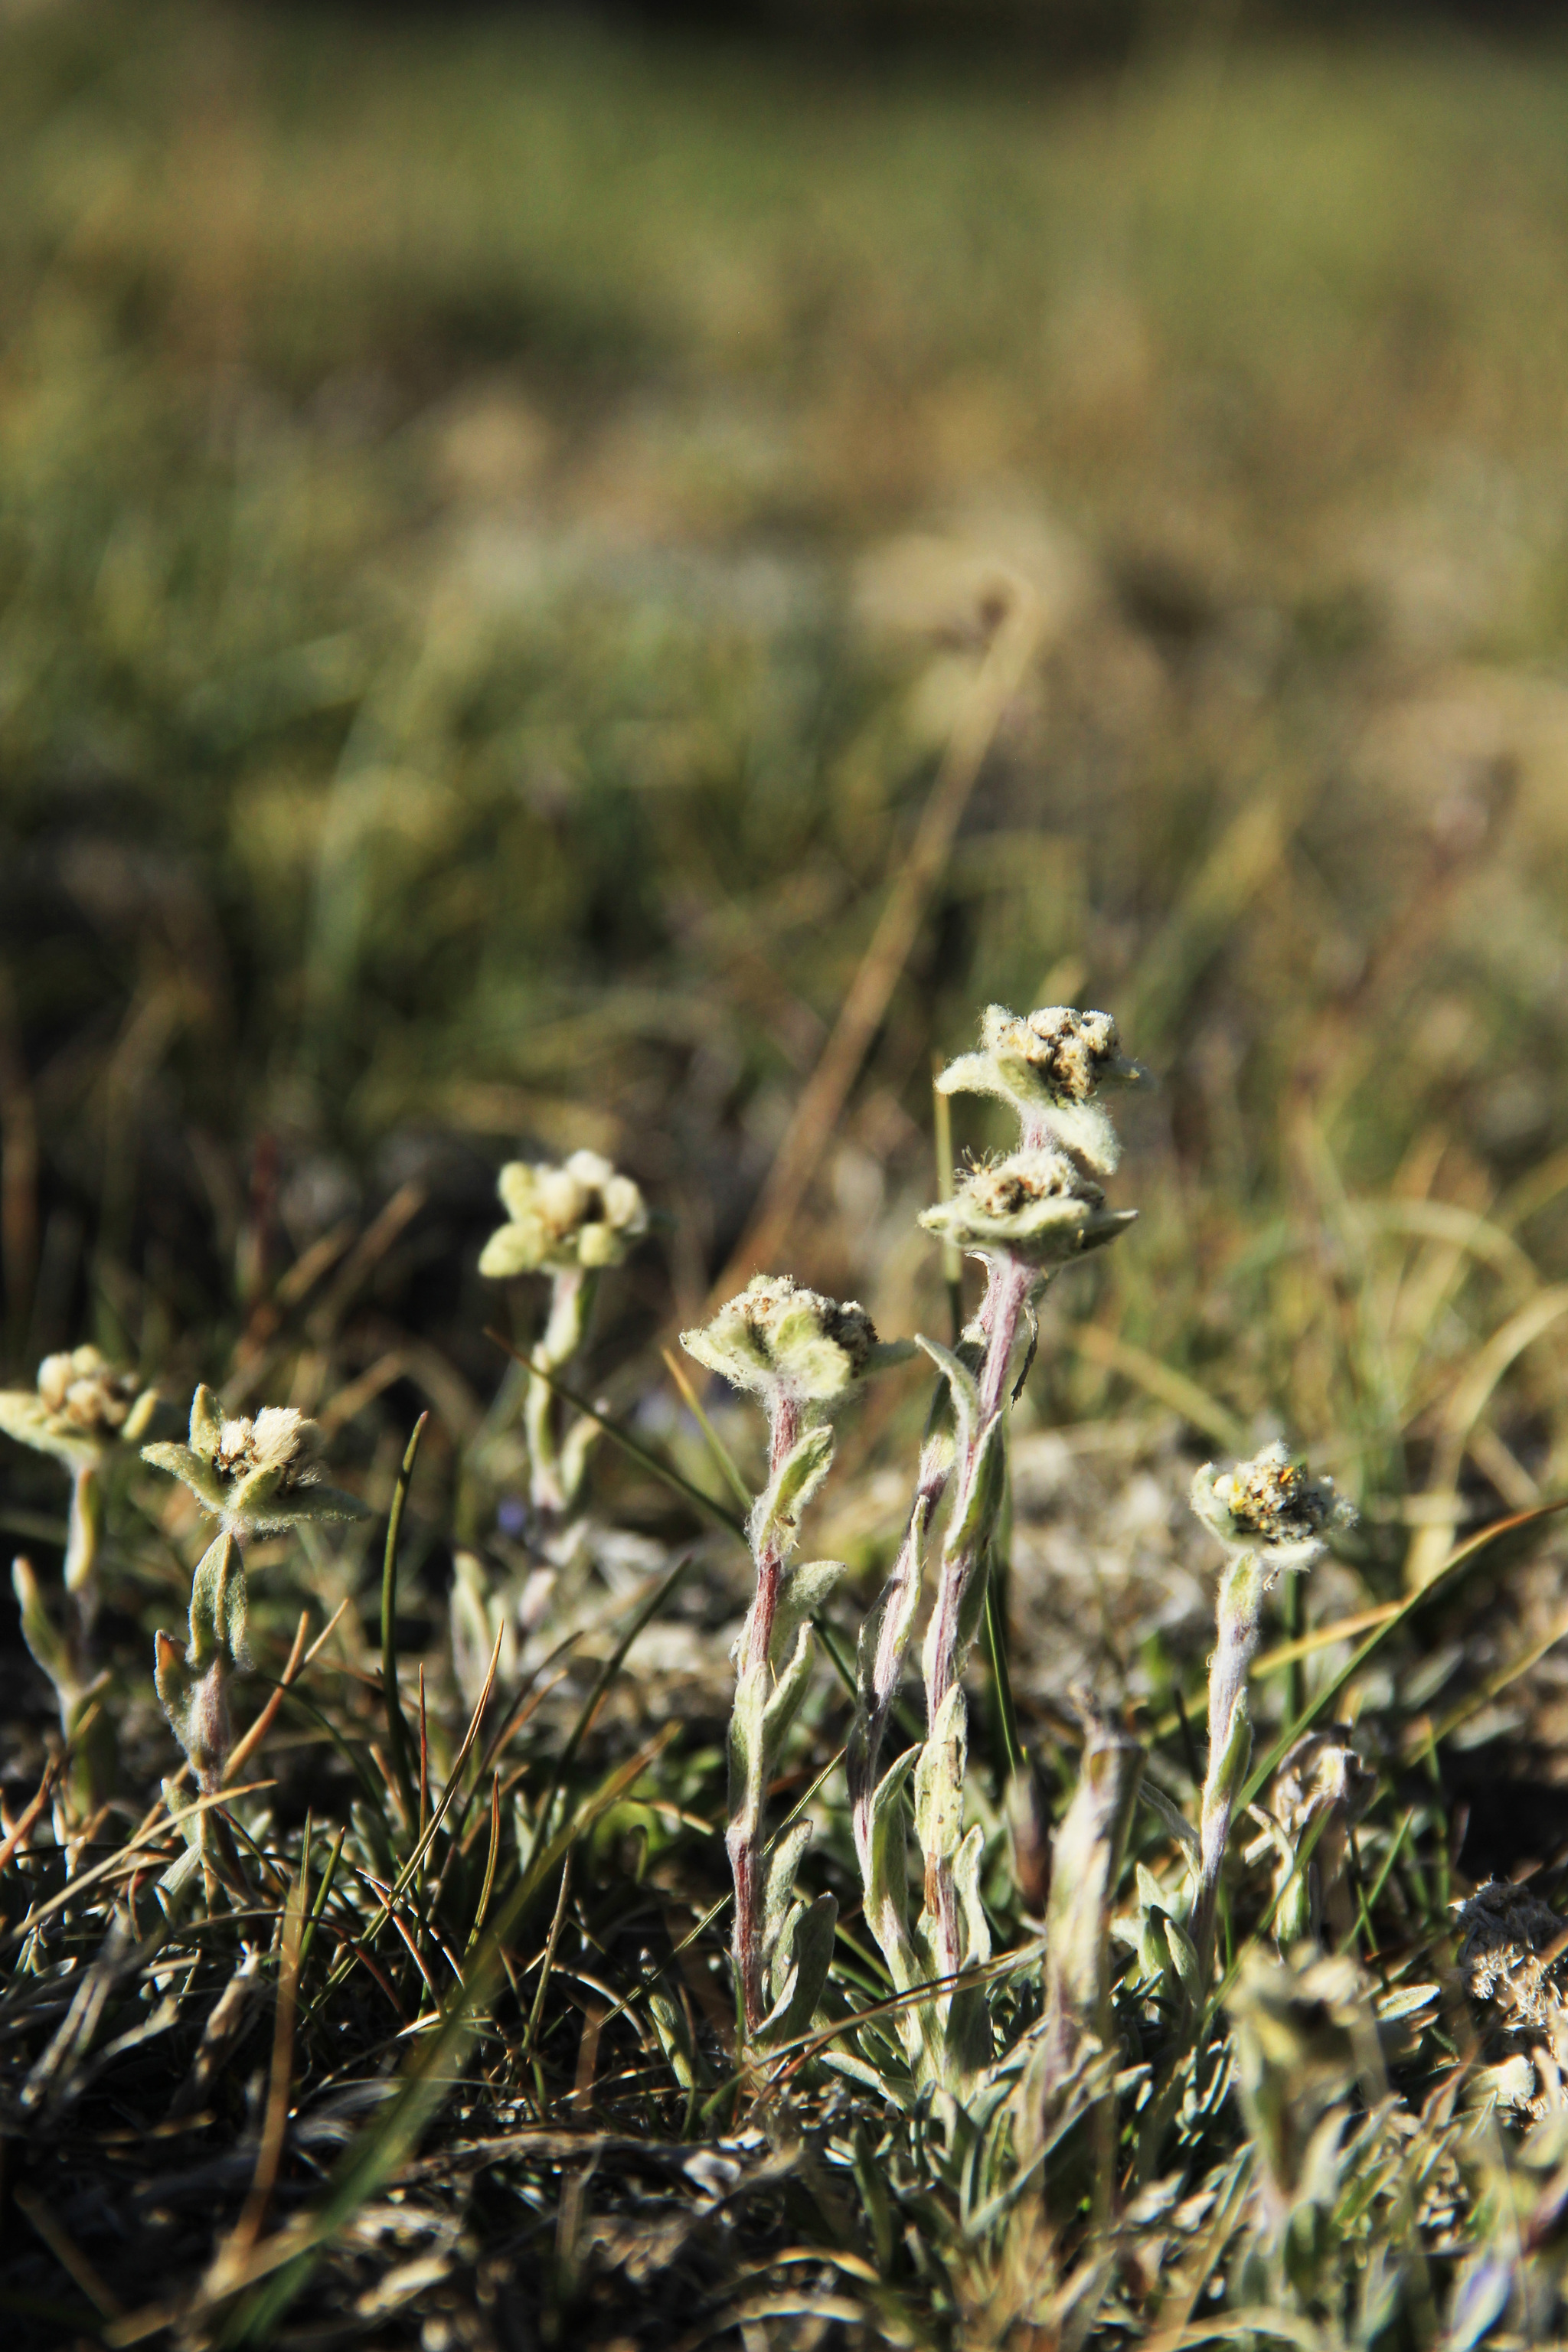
xmin=479 ymin=1148 xmax=648 ymax=1278
xmin=681 ymin=1273 xmax=908 ymax=1409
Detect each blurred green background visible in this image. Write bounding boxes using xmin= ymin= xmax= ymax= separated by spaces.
xmin=3 ymin=0 xmax=1568 ymax=1518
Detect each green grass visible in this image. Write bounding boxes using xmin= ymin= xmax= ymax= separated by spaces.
xmin=5 ymin=4 xmax=1568 ymax=2344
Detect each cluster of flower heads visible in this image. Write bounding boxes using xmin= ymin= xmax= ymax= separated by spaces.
xmin=142 ymin=1386 xmax=366 ymax=1537
xmin=1191 ymin=1439 xmax=1351 ymax=1574
xmin=0 ymin=1344 xmax=156 ymax=1469
xmin=920 ymin=1145 xmax=1135 ymax=1268
xmin=923 ymin=1003 xmax=1144 ymax=1266
xmin=479 ymin=1148 xmax=648 ymax=1279
xmin=937 ymin=1002 xmax=1145 ymax=1176
xmin=681 ymin=1274 xmax=908 ymax=1410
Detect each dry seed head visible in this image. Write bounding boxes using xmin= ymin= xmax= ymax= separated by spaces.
xmin=681 ymin=1273 xmax=906 ymax=1408
xmin=479 ymin=1148 xmax=648 ymax=1277
xmin=919 ymin=1145 xmax=1134 ymax=1266
xmin=1190 ymin=1440 xmax=1350 ymax=1573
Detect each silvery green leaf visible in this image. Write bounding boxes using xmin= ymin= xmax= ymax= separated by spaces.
xmin=12 ymin=1557 xmax=77 ymax=1696
xmin=1374 ymin=1982 xmax=1441 ymax=2024
xmin=647 ymin=1986 xmax=706 ymax=2091
xmin=556 ymin=1410 xmax=602 ymax=1514
xmin=141 ymin=1441 xmax=227 ymax=1515
xmin=1138 ymin=1777 xmax=1200 ymax=1863
xmin=866 ymin=1747 xmax=920 ymax=1987
xmin=0 ymin=1390 xmax=99 ymax=1472
xmin=728 ymin=1658 xmax=768 ymax=1830
xmin=914 ymin=1683 xmax=968 ymax=1872
xmin=750 ymin=1421 xmax=835 ymax=1556
xmin=1034 ymin=1096 xmax=1121 ymax=1177
xmin=155 ymin=1631 xmax=231 ymax=1791
xmin=914 ymin=1333 xmax=982 ymax=1465
xmin=760 ymin=1622 xmax=816 ymax=1778
xmin=755 ymin=1892 xmax=838 ymax=2051
xmin=952 ymin=1819 xmax=992 ymax=1972
xmin=1207 ymin=1687 xmax=1253 ymax=1813
xmin=771 ymin=1557 xmax=849 ymax=1668
xmin=1161 ymin=1911 xmax=1201 ymax=2005
xmin=189 ymin=1384 xmax=225 ymax=1462
xmin=942 ymin=1408 xmax=1006 ymax=1566
xmin=188 ymin=1532 xmax=250 ymax=1673
xmin=761 ymin=1820 xmax=813 ymax=1946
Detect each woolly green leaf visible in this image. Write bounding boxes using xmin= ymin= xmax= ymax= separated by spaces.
xmin=761 ymin=1819 xmax=813 ymax=1949
xmin=12 ymin=1557 xmax=76 ymax=1695
xmin=760 ymin=1621 xmax=816 ymax=1779
xmin=188 ymin=1532 xmax=250 ymax=1673
xmin=942 ymin=1410 xmax=1007 ymax=1566
xmin=141 ymin=1441 xmax=228 ymax=1514
xmin=750 ymin=1421 xmax=835 ymax=1557
xmin=727 ymin=1660 xmax=768 ymax=1834
xmin=914 ymin=1333 xmax=982 ymax=1463
xmin=771 ymin=1557 xmax=849 ymax=1668
xmin=952 ymin=1819 xmax=991 ymax=1973
xmin=866 ymin=1746 xmax=920 ymax=1988
xmin=190 ymin=1383 xmax=225 ymax=1462
xmin=914 ymin=1682 xmax=968 ymax=1873
xmin=755 ymin=1892 xmax=838 ymax=2051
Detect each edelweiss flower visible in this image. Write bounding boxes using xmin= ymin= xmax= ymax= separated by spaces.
xmin=919 ymin=1147 xmax=1135 ymax=1266
xmin=142 ymin=1385 xmax=367 ymax=1536
xmin=1190 ymin=1441 xmax=1351 ymax=1573
xmin=936 ymin=1004 xmax=1145 ymax=1173
xmin=0 ymin=1345 xmax=157 ymax=1472
xmin=479 ymin=1148 xmax=648 ymax=1278
xmin=681 ymin=1275 xmax=909 ymax=1408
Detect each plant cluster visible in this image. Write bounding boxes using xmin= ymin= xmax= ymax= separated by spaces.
xmin=4 ymin=1004 xmax=1568 ymax=2350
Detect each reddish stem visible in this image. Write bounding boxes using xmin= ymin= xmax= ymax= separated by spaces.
xmin=924 ymin=1250 xmax=1033 ymax=1980
xmin=729 ymin=1390 xmax=799 ymax=2035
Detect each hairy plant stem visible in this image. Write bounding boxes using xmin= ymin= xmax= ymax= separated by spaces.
xmin=524 ymin=1266 xmax=594 ymax=1517
xmin=923 ymin=1250 xmax=1034 ymax=1975
xmin=848 ymin=1440 xmax=947 ymax=1877
xmin=728 ymin=1390 xmax=800 ymax=2036
xmin=1194 ymin=1549 xmax=1266 ymax=1984
xmin=924 ymin=1253 xmax=1031 ymax=1720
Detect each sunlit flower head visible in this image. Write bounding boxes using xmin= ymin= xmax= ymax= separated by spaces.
xmin=479 ymin=1148 xmax=648 ymax=1278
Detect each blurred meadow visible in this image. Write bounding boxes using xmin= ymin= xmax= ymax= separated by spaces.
xmin=6 ymin=3 xmax=1568 ymax=1452
xmin=7 ymin=1 xmax=1568 ymax=2340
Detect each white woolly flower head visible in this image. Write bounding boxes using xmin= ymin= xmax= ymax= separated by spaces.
xmin=0 ymin=1344 xmax=157 ymax=1472
xmin=479 ymin=1148 xmax=648 ymax=1278
xmin=143 ymin=1384 xmax=368 ymax=1536
xmin=919 ymin=1145 xmax=1135 ymax=1267
xmin=681 ymin=1274 xmax=910 ymax=1411
xmin=936 ymin=1004 xmax=1145 ymax=1173
xmin=1190 ymin=1440 xmax=1352 ymax=1575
